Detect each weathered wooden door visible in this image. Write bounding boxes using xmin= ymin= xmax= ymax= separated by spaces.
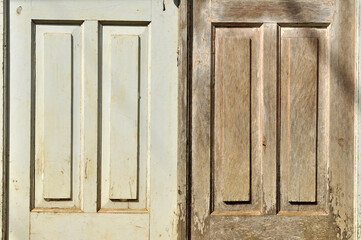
xmin=9 ymin=0 xmax=179 ymax=239
xmin=191 ymin=0 xmax=355 ymax=239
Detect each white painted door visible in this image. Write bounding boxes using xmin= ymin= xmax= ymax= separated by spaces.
xmin=9 ymin=1 xmax=179 ymax=239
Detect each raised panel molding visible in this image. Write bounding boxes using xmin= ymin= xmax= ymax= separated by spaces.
xmin=213 ymin=26 xmax=262 ymax=213
xmin=42 ymin=33 xmax=73 ymax=201
xmin=108 ymin=35 xmax=140 ymax=201
xmin=32 ymin=23 xmax=150 ymax=213
xmin=211 ymin=26 xmax=330 ymax=216
xmin=100 ymin=24 xmax=149 ymax=212
xmin=286 ymin=38 xmax=318 ymax=203
xmin=279 ymin=27 xmax=329 ymax=214
xmin=33 ymin=24 xmax=82 ymax=210
xmin=220 ymin=37 xmax=251 ymax=203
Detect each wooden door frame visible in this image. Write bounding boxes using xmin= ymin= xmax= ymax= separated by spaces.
xmin=185 ymin=0 xmax=358 ymax=239
xmin=0 ymin=0 xmax=359 ymax=239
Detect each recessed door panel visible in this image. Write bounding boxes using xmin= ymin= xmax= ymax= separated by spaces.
xmin=280 ymin=27 xmax=329 ymax=214
xmin=9 ymin=1 xmax=179 ymax=239
xmin=214 ymin=27 xmax=262 ymax=213
xmin=34 ymin=24 xmax=82 ymax=210
xmin=100 ymin=25 xmax=149 ymax=212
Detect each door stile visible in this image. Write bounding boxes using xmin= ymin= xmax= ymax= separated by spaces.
xmin=82 ymin=20 xmax=98 ymax=213
xmin=149 ymin=1 xmax=180 ymax=239
xmin=9 ymin=1 xmax=32 ymax=239
xmin=328 ymin=0 xmax=355 ymax=237
xmin=191 ymin=0 xmax=212 ymax=238
xmin=9 ymin=0 xmax=31 ymax=239
xmin=261 ymin=23 xmax=278 ymax=216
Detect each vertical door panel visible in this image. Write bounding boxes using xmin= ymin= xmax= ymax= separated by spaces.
xmin=100 ymin=25 xmax=148 ymax=212
xmin=221 ymin=36 xmax=252 ymax=202
xmin=285 ymin=38 xmax=318 ymax=203
xmin=34 ymin=24 xmax=82 ymax=210
xmin=108 ymin=35 xmax=139 ymax=201
xmin=214 ymin=27 xmax=262 ymax=213
xmin=43 ymin=33 xmax=73 ymax=201
xmin=280 ymin=28 xmax=328 ymax=214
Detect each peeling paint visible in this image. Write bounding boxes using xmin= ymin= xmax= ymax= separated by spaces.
xmin=330 ymin=185 xmax=353 ymax=239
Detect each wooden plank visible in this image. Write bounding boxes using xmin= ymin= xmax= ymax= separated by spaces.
xmin=261 ymin=23 xmax=278 ymax=215
xmin=210 ymin=215 xmax=338 ymax=239
xmin=42 ymin=33 xmax=72 ymax=200
xmin=191 ymin=0 xmax=212 ymax=237
xmin=176 ymin=0 xmax=189 ymax=238
xmin=217 ymin=37 xmax=251 ymax=202
xmin=286 ymin=38 xmax=318 ymax=203
xmin=279 ymin=27 xmax=328 ymax=213
xmin=109 ymin=35 xmax=139 ymax=200
xmin=328 ymin=0 xmax=355 ymax=237
xmin=211 ymin=1 xmax=334 ymax=23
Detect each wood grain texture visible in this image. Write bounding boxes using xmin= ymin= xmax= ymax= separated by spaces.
xmin=191 ymin=0 xmax=355 ymax=239
xmin=261 ymin=23 xmax=278 ymax=215
xmin=191 ymin=0 xmax=212 ymax=238
xmin=176 ymin=0 xmax=189 ymax=239
xmin=214 ymin=27 xmax=262 ymax=213
xmin=356 ymin=1 xmax=361 ymax=238
xmin=328 ymin=0 xmax=355 ymax=238
xmin=211 ymin=1 xmax=334 ymax=23
xmin=210 ymin=215 xmax=338 ymax=240
xmin=282 ymin=37 xmax=318 ymax=203
xmin=220 ymin=37 xmax=251 ymax=202
xmin=280 ymin=28 xmax=328 ymax=214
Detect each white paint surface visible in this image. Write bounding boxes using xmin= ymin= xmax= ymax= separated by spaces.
xmin=8 ymin=0 xmax=179 ymax=239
